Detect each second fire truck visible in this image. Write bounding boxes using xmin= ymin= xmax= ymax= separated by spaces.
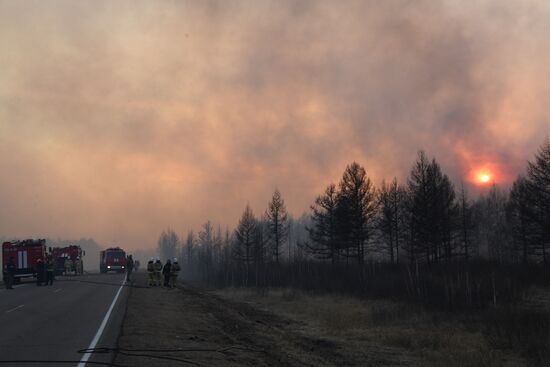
xmin=51 ymin=245 xmax=85 ymax=275
xmin=99 ymin=247 xmax=127 ymax=273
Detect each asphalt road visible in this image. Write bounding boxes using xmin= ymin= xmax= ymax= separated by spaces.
xmin=0 ymin=272 xmax=129 ymax=367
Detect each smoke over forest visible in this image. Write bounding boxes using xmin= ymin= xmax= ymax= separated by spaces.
xmin=1 ymin=0 xmax=550 ymax=250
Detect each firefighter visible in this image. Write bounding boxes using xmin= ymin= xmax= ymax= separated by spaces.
xmin=162 ymin=259 xmax=172 ymax=287
xmin=170 ymin=258 xmax=181 ymax=288
xmin=126 ymin=255 xmax=134 ymax=282
xmin=65 ymin=257 xmax=73 ymax=276
xmin=153 ymin=258 xmax=163 ymax=286
xmin=45 ymin=254 xmax=54 ymax=286
xmin=4 ymin=257 xmax=16 ymax=290
xmin=147 ymin=258 xmax=155 ymax=287
xmin=36 ymin=259 xmax=45 ymax=286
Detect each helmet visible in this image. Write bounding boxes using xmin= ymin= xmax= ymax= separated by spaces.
xmin=173 ymin=258 xmax=178 ymax=262
xmin=156 ymin=257 xmax=160 ymax=261
xmin=150 ymin=257 xmax=154 ymax=261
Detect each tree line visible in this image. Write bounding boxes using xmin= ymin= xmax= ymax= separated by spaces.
xmin=157 ymin=139 xmax=550 ymax=306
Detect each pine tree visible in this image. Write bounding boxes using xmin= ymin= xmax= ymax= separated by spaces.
xmin=198 ymin=221 xmax=214 ymax=280
xmin=265 ymin=189 xmax=288 ymax=264
xmin=233 ymin=205 xmax=257 ymax=285
xmin=336 ymin=162 xmax=378 ymax=265
xmin=377 ymin=178 xmax=406 ymax=264
xmin=184 ymin=230 xmax=196 ymax=270
xmin=306 ymin=184 xmax=340 ymax=264
xmin=406 ymin=151 xmax=458 ymax=264
xmin=507 ymin=176 xmax=534 ymax=264
xmin=526 ymin=139 xmax=550 ymax=264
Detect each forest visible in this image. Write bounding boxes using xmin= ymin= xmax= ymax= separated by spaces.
xmin=154 ymin=139 xmax=550 ymax=363
xmin=155 ymin=139 xmax=550 ymax=307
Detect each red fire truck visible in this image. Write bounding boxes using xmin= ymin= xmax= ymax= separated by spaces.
xmin=2 ymin=239 xmax=47 ymax=283
xmin=52 ymin=245 xmax=85 ymax=275
xmin=100 ymin=247 xmax=127 ymax=273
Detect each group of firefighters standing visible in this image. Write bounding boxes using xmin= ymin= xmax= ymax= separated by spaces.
xmin=4 ymin=254 xmax=181 ymax=289
xmin=61 ymin=257 xmax=84 ymax=276
xmin=35 ymin=254 xmax=61 ymax=286
xmin=146 ymin=258 xmax=180 ymax=288
xmin=36 ymin=255 xmax=83 ymax=286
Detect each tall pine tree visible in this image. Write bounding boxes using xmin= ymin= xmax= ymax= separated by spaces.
xmin=526 ymin=139 xmax=550 ymax=264
xmin=377 ymin=178 xmax=406 ymax=264
xmin=336 ymin=162 xmax=378 ymax=265
xmin=406 ymin=151 xmax=458 ymax=264
xmin=265 ymin=189 xmax=288 ymax=264
xmin=233 ymin=205 xmax=258 ymax=285
xmin=307 ymin=184 xmax=340 ymax=264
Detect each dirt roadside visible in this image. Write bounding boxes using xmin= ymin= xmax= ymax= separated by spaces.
xmin=113 ymin=272 xmax=410 ymax=367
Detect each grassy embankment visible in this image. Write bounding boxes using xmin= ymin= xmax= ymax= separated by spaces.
xmin=215 ymin=287 xmax=550 ymax=367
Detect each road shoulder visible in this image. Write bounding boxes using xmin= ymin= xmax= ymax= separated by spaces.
xmin=114 ymin=273 xmax=353 ymax=367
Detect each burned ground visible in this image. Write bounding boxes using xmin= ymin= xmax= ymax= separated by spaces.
xmin=114 ymin=272 xmax=360 ymax=366
xmin=113 ymin=272 xmax=534 ymax=367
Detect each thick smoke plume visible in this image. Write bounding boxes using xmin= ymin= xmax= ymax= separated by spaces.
xmin=1 ymin=0 xmax=549 ymax=249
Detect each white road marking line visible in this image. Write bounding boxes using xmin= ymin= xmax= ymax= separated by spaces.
xmin=6 ymin=304 xmax=24 ymax=313
xmin=77 ymin=279 xmax=126 ymax=367
xmin=54 ymin=288 xmax=62 ymax=293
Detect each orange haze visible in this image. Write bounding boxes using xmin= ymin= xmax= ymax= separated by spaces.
xmin=1 ymin=1 xmax=549 ymax=250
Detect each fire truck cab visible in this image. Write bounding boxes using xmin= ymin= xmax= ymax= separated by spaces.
xmin=2 ymin=239 xmax=47 ymax=283
xmin=100 ymin=247 xmax=126 ymax=273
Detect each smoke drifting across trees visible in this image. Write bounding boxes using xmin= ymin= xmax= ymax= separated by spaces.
xmin=157 ymin=228 xmax=179 ymax=262
xmin=158 ymin=140 xmax=550 ymax=310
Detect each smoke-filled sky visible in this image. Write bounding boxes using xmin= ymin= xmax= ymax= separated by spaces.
xmin=1 ymin=0 xmax=549 ymax=250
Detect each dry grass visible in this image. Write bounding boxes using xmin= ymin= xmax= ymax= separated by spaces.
xmin=215 ymin=287 xmax=528 ymax=367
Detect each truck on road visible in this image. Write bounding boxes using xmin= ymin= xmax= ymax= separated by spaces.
xmin=100 ymin=247 xmax=127 ymax=273
xmin=2 ymin=239 xmax=47 ymax=283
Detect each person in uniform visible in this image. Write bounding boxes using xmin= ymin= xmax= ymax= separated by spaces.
xmin=36 ymin=258 xmax=45 ymax=286
xmin=64 ymin=257 xmax=73 ymax=276
xmin=147 ymin=258 xmax=155 ymax=287
xmin=126 ymin=255 xmax=134 ymax=282
xmin=162 ymin=259 xmax=172 ymax=288
xmin=45 ymin=254 xmax=54 ymax=286
xmin=4 ymin=257 xmax=16 ymax=289
xmin=170 ymin=258 xmax=181 ymax=288
xmin=153 ymin=258 xmax=163 ymax=287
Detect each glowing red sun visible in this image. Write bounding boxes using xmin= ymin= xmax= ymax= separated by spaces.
xmin=470 ymin=168 xmax=494 ymax=185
